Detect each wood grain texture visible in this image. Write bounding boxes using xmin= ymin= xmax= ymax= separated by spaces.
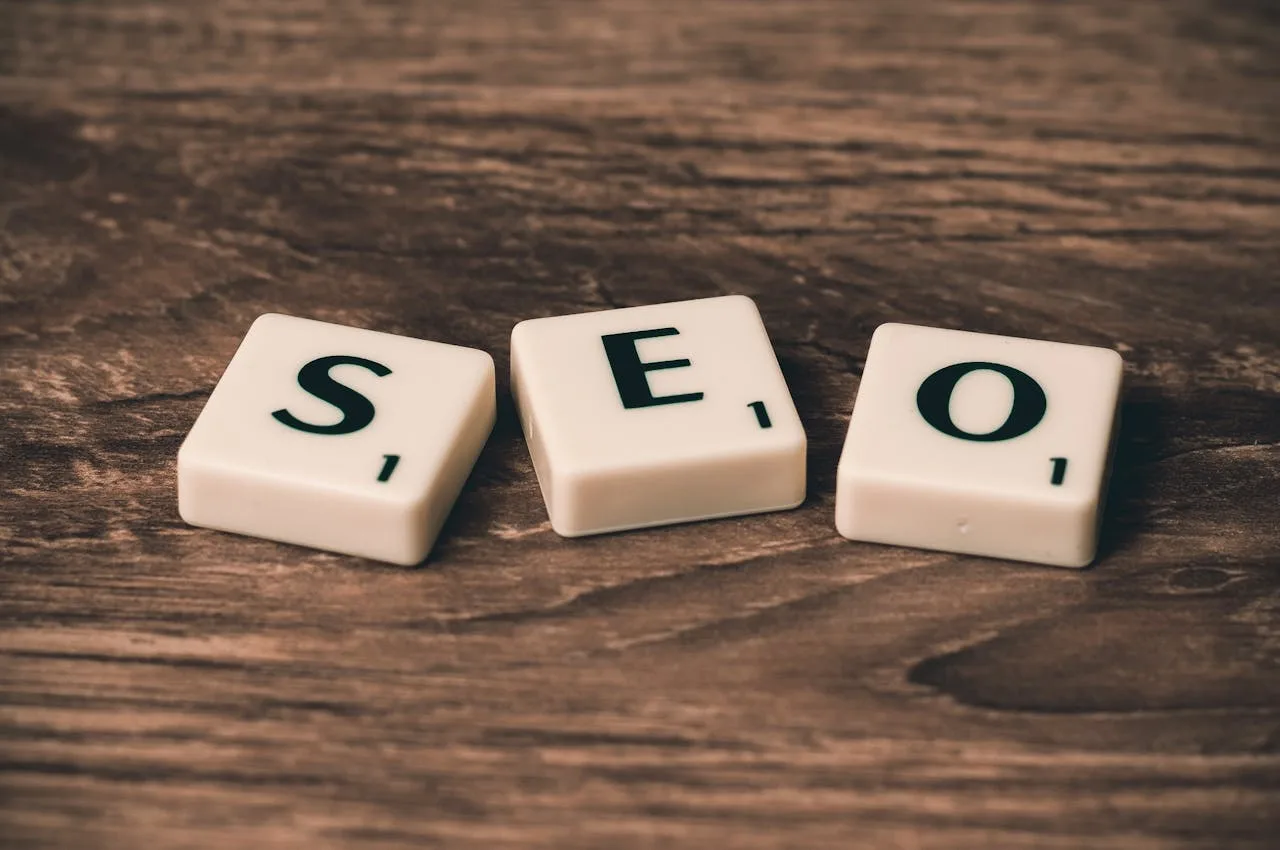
xmin=2 ymin=1 xmax=1279 ymax=847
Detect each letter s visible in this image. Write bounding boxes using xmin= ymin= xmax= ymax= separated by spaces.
xmin=271 ymin=355 xmax=391 ymax=435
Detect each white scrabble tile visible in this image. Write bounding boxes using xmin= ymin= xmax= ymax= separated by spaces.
xmin=511 ymin=295 xmax=806 ymax=536
xmin=178 ymin=314 xmax=495 ymax=565
xmin=835 ymin=323 xmax=1123 ymax=568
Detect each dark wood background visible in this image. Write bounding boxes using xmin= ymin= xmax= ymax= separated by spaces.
xmin=2 ymin=1 xmax=1278 ymax=847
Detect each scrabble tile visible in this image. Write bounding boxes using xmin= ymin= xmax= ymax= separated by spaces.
xmin=835 ymin=323 xmax=1123 ymax=567
xmin=511 ymin=295 xmax=806 ymax=536
xmin=178 ymin=314 xmax=495 ymax=565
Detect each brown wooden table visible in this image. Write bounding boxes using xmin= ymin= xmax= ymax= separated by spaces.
xmin=2 ymin=1 xmax=1279 ymax=847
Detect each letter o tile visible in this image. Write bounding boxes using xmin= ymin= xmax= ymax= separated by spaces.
xmin=835 ymin=323 xmax=1123 ymax=567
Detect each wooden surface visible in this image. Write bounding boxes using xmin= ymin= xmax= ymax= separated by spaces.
xmin=2 ymin=1 xmax=1279 ymax=847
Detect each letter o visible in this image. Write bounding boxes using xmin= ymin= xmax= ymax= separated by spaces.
xmin=915 ymin=361 xmax=1047 ymax=442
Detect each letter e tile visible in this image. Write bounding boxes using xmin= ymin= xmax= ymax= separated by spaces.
xmin=510 ymin=295 xmax=806 ymax=536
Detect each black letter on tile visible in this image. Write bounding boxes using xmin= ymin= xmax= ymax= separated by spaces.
xmin=272 ymin=355 xmax=392 ymax=435
xmin=378 ymin=454 xmax=401 ymax=482
xmin=602 ymin=328 xmax=704 ymax=409
xmin=916 ymin=361 xmax=1046 ymax=442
